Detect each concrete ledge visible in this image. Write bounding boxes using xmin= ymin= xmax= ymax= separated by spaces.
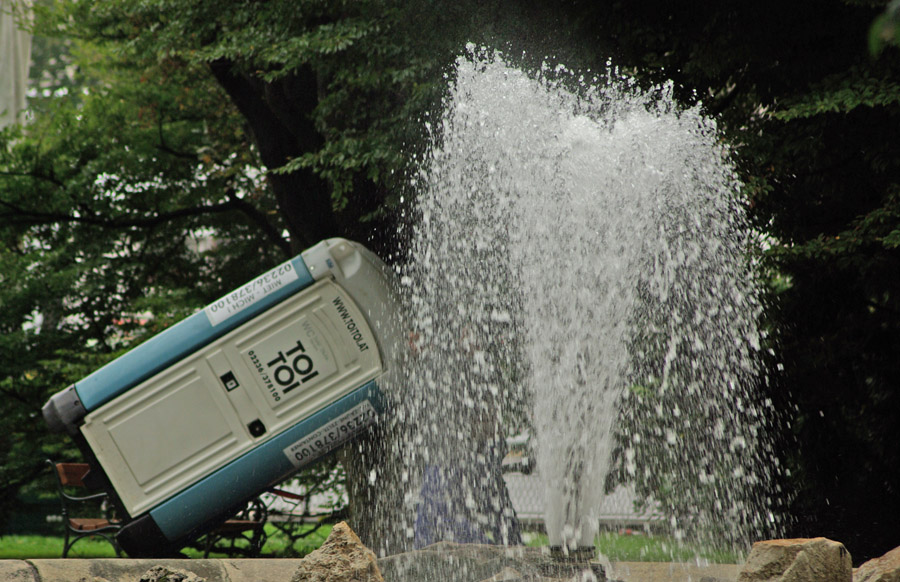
xmin=0 ymin=559 xmax=741 ymax=582
xmin=0 ymin=559 xmax=308 ymax=582
xmin=0 ymin=559 xmax=36 ymax=582
xmin=609 ymin=561 xmax=741 ymax=582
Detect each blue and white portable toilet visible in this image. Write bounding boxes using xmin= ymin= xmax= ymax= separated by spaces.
xmin=42 ymin=238 xmax=399 ymax=556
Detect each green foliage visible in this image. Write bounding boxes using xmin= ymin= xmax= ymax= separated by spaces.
xmin=31 ymin=0 xmax=467 ymax=234
xmin=772 ymin=69 xmax=900 ymax=119
xmin=870 ymin=0 xmax=900 ymax=54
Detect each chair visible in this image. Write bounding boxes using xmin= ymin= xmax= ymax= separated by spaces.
xmin=47 ymin=460 xmax=123 ymax=557
xmin=200 ymin=497 xmax=268 ymax=558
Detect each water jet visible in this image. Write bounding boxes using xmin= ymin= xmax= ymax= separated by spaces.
xmin=395 ymin=47 xmax=779 ymax=557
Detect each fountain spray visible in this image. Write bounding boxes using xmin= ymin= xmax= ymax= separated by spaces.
xmin=396 ymin=47 xmax=778 ymax=557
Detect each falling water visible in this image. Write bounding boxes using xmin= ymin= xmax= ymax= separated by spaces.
xmin=394 ymin=48 xmax=778 ymax=557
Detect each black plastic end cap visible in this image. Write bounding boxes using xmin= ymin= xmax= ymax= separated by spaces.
xmin=42 ymin=385 xmax=86 ymax=434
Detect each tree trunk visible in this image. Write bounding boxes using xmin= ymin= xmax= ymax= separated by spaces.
xmin=209 ymin=60 xmax=339 ymax=252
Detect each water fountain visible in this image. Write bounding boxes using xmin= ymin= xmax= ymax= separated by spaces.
xmin=387 ymin=47 xmax=780 ymax=562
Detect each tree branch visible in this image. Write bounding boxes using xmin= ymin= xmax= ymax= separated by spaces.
xmin=0 ymin=170 xmax=65 ymax=188
xmin=156 ymin=114 xmax=197 ymax=160
xmin=225 ymin=190 xmax=292 ymax=256
xmin=1 ymin=191 xmax=292 ymax=255
xmin=0 ymin=197 xmax=239 ymax=229
xmin=0 ymin=386 xmax=34 ymax=407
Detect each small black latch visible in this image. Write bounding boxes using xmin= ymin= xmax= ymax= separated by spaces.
xmin=220 ymin=371 xmax=240 ymax=391
xmin=247 ymin=419 xmax=266 ymax=437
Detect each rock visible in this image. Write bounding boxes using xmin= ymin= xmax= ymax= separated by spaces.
xmin=738 ymin=537 xmax=852 ymax=582
xmin=291 ymin=521 xmax=383 ymax=582
xmin=855 ymin=545 xmax=900 ymax=582
xmin=138 ymin=566 xmax=206 ymax=582
xmin=478 ymin=566 xmax=524 ymax=582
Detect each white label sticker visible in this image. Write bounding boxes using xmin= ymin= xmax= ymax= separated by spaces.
xmin=204 ymin=261 xmax=300 ymax=326
xmin=283 ymin=400 xmax=377 ymax=468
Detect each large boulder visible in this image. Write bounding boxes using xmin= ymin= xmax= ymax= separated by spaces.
xmin=738 ymin=538 xmax=852 ymax=582
xmin=291 ymin=522 xmax=383 ymax=582
xmin=377 ymin=542 xmax=605 ymax=582
xmin=855 ymin=545 xmax=900 ymax=582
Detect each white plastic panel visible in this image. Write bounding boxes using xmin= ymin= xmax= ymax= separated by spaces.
xmin=107 ymin=372 xmax=236 ymax=488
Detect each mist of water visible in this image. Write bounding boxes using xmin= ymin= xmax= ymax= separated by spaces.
xmin=391 ymin=48 xmax=779 ymax=556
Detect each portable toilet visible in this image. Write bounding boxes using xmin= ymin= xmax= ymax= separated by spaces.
xmin=42 ymin=238 xmax=399 ymax=556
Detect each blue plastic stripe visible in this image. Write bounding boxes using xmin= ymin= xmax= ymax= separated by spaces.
xmin=149 ymin=381 xmax=383 ymax=541
xmin=76 ymin=256 xmax=314 ymax=411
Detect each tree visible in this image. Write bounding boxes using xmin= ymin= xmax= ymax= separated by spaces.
xmin=1 ymin=0 xmax=527 ymax=552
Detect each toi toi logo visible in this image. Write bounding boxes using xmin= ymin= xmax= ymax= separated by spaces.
xmin=267 ymin=340 xmax=319 ymax=395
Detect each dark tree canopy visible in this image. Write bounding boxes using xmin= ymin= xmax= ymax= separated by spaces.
xmin=2 ymin=0 xmax=899 ymax=562
xmin=558 ymin=0 xmax=900 ymax=561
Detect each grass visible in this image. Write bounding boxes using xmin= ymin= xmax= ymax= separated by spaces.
xmin=522 ymin=530 xmax=742 ymax=564
xmin=255 ymin=523 xmax=332 ymax=558
xmin=0 ymin=524 xmax=333 ymax=560
xmin=595 ymin=531 xmax=741 ymax=563
xmin=0 ymin=534 xmax=120 ymax=559
xmin=2 ymin=527 xmax=739 ymax=563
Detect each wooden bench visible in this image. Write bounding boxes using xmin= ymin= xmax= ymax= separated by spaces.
xmin=48 ymin=460 xmax=123 ymax=557
xmin=199 ymin=496 xmax=269 ymax=558
xmin=50 ymin=461 xmax=293 ymax=557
